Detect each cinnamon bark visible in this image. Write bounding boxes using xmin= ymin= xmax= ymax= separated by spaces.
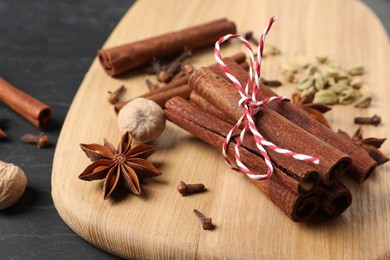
xmin=190 ymin=91 xmax=236 ymax=125
xmin=114 ymin=52 xmax=247 ymax=112
xmin=98 ymin=18 xmax=236 ymax=76
xmin=165 ymin=97 xmax=320 ymax=222
xmin=316 ymin=181 xmax=352 ymax=217
xmin=0 ymin=77 xmax=51 ymax=129
xmin=212 ymin=59 xmax=377 ymax=182
xmin=168 ymin=96 xmax=320 ymax=192
xmin=189 ymin=68 xmax=351 ymax=184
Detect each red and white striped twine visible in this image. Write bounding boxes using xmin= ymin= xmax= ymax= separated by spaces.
xmin=214 ymin=17 xmax=320 ymax=180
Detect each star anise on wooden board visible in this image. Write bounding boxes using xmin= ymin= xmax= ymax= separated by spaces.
xmin=292 ymin=92 xmax=332 ymax=128
xmin=79 ymin=132 xmax=161 ymax=199
xmin=338 ymin=128 xmax=389 ymax=166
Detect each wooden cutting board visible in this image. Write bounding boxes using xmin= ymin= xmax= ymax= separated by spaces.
xmin=52 ymin=0 xmax=390 ymax=258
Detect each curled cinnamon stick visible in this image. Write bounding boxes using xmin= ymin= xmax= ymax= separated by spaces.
xmin=98 ymin=18 xmax=236 ymax=76
xmin=189 ymin=68 xmax=351 ymax=184
xmin=190 ymin=91 xmax=236 ymax=125
xmin=168 ymin=96 xmax=320 ymax=193
xmin=211 ymin=59 xmax=377 ymax=182
xmin=0 ymin=77 xmax=51 ymax=129
xmin=316 ymin=181 xmax=352 ymax=217
xmin=165 ymin=97 xmax=320 ymax=222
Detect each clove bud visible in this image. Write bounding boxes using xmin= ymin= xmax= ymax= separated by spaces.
xmin=107 ymin=85 xmax=125 ymax=104
xmin=193 ymin=209 xmax=215 ymax=230
xmin=145 ymin=79 xmax=159 ymax=91
xmin=158 ymin=50 xmax=192 ymax=83
xmin=20 ymin=133 xmax=49 ymax=148
xmin=354 ymin=115 xmax=381 ymax=126
xmin=176 ymin=181 xmax=205 ymax=196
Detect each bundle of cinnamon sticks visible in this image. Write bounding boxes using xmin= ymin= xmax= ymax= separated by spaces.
xmin=164 ymin=58 xmax=383 ymax=222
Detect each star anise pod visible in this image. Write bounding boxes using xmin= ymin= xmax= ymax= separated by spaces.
xmin=292 ymin=92 xmax=332 ymax=128
xmin=337 ymin=128 xmax=389 ymax=166
xmin=79 ymin=132 xmax=161 ymax=199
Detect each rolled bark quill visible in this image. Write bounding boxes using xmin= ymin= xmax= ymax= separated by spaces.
xmin=190 ymin=91 xmax=236 ymax=125
xmin=0 ymin=77 xmax=51 ymax=129
xmin=173 ymin=96 xmax=320 ymax=193
xmin=165 ymin=97 xmax=320 ymax=222
xmin=113 ymin=52 xmax=247 ymax=112
xmin=98 ymin=18 xmax=236 ymax=76
xmin=211 ymin=59 xmax=377 ymax=182
xmin=189 ymin=68 xmax=351 ymax=184
xmin=316 ymin=181 xmax=352 ymax=217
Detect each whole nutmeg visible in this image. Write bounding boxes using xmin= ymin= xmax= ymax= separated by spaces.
xmin=0 ymin=161 xmax=27 ymax=210
xmin=117 ymin=98 xmax=166 ymax=143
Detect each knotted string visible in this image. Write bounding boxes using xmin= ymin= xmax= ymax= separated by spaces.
xmin=214 ymin=17 xmax=320 ymax=180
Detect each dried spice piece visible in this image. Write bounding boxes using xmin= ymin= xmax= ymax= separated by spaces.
xmin=107 ymin=85 xmax=125 ymax=104
xmin=283 ymin=56 xmax=371 ymax=108
xmin=98 ymin=18 xmax=236 ymax=76
xmin=79 ymin=132 xmax=161 ymax=199
xmin=0 ymin=128 xmax=6 ymax=139
xmin=193 ymin=209 xmax=215 ymax=230
xmin=158 ymin=49 xmax=192 ymax=83
xmin=354 ymin=115 xmax=381 ymax=126
xmin=0 ymin=120 xmax=6 ymax=139
xmin=292 ymin=92 xmax=331 ymax=128
xmin=117 ymin=98 xmax=166 ymax=143
xmin=338 ymin=128 xmax=389 ymax=166
xmin=213 ymin=59 xmax=377 ymax=182
xmin=0 ymin=77 xmax=51 ymax=129
xmin=20 ymin=133 xmax=49 ymax=149
xmin=177 ymin=181 xmax=206 ymax=196
xmin=261 ymin=78 xmax=283 ymax=88
xmin=145 ymin=79 xmax=159 ymax=91
xmin=0 ymin=161 xmax=27 ymax=210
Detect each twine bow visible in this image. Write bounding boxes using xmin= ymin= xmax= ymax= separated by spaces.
xmin=214 ymin=17 xmax=319 ymax=180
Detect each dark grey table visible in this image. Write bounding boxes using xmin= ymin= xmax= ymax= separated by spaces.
xmin=0 ymin=1 xmax=388 ymax=259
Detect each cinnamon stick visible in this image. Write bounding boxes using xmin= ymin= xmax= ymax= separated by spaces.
xmin=165 ymin=97 xmax=320 ymax=222
xmin=189 ymin=68 xmax=351 ymax=184
xmin=211 ymin=59 xmax=377 ymax=182
xmin=0 ymin=77 xmax=51 ymax=129
xmin=169 ymin=96 xmax=320 ymax=193
xmin=98 ymin=18 xmax=236 ymax=76
xmin=114 ymin=52 xmax=247 ymax=112
xmin=190 ymin=91 xmax=236 ymax=125
xmin=316 ymin=181 xmax=352 ymax=217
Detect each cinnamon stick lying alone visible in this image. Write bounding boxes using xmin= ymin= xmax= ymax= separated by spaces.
xmin=212 ymin=59 xmax=377 ymax=182
xmin=189 ymin=68 xmax=351 ymax=185
xmin=165 ymin=97 xmax=320 ymax=222
xmin=98 ymin=18 xmax=236 ymax=76
xmin=0 ymin=77 xmax=51 ymax=129
xmin=114 ymin=52 xmax=247 ymax=112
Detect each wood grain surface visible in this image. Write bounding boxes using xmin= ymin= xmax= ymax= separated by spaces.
xmin=52 ymin=0 xmax=390 ymax=259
